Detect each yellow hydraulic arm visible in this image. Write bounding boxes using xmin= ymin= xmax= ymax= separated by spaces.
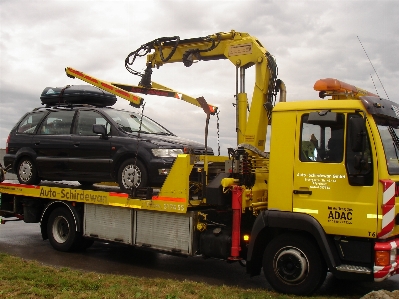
xmin=125 ymin=30 xmax=286 ymax=151
xmin=65 ymin=67 xmax=217 ymax=114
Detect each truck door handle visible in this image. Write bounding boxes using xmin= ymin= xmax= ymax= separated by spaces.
xmin=293 ymin=190 xmax=312 ymax=195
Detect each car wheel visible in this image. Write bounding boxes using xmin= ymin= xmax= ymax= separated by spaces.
xmin=17 ymin=157 xmax=41 ymax=185
xmin=263 ymin=233 xmax=327 ymax=295
xmin=47 ymin=207 xmax=81 ymax=252
xmin=118 ymin=159 xmax=147 ymax=192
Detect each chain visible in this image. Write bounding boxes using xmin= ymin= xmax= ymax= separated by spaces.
xmin=131 ymin=102 xmax=146 ymax=194
xmin=216 ymin=110 xmax=220 ymax=156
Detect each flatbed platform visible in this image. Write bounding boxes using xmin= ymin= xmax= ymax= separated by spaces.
xmin=0 ymin=180 xmax=187 ymax=214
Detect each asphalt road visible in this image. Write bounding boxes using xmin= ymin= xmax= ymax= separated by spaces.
xmin=0 ymin=221 xmax=398 ymax=297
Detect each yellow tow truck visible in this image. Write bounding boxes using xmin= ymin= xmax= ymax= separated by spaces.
xmin=1 ymin=30 xmax=398 ymax=295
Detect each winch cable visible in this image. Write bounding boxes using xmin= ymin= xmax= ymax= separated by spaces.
xmin=216 ymin=110 xmax=221 ymax=156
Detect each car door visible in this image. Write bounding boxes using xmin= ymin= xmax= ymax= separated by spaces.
xmin=292 ymin=111 xmax=378 ymax=238
xmin=32 ymin=110 xmax=75 ymax=179
xmin=69 ymin=109 xmax=112 ymax=180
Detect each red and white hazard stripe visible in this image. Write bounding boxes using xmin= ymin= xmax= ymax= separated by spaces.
xmin=378 ymin=180 xmax=396 ymax=239
xmin=374 ymin=238 xmax=399 ymax=281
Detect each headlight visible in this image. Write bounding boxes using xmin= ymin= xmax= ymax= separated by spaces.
xmin=151 ymin=149 xmax=183 ymax=157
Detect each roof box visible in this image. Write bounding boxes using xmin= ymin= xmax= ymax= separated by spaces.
xmin=40 ymin=85 xmax=117 ymax=107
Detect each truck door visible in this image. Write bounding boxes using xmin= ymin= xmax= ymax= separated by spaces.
xmin=292 ymin=111 xmax=378 ymax=238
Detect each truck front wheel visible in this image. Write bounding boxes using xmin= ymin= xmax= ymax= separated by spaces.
xmin=47 ymin=207 xmax=80 ymax=252
xmin=263 ymin=233 xmax=326 ymax=295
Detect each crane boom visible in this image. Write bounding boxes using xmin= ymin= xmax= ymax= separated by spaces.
xmin=127 ymin=30 xmax=285 ymax=150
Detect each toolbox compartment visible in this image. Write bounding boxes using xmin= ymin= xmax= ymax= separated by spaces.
xmin=40 ymin=85 xmax=117 ymax=107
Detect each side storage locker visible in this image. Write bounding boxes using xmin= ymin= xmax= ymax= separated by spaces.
xmin=84 ymin=204 xmax=133 ymax=244
xmin=134 ymin=210 xmax=198 ymax=255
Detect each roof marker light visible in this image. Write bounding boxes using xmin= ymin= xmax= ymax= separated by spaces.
xmin=314 ymin=78 xmax=377 ymax=99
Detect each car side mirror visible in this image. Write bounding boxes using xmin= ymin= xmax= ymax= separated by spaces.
xmin=93 ymin=124 xmax=108 ymax=139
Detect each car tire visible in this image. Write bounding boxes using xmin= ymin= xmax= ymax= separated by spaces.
xmin=263 ymin=233 xmax=327 ymax=295
xmin=47 ymin=207 xmax=80 ymax=252
xmin=17 ymin=157 xmax=41 ymax=185
xmin=118 ymin=159 xmax=147 ymax=192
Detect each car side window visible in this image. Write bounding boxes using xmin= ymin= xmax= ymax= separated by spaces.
xmin=17 ymin=111 xmax=46 ymax=134
xmin=38 ymin=110 xmax=75 ymax=135
xmin=76 ymin=110 xmax=110 ymax=136
xmin=300 ymin=113 xmax=345 ymax=162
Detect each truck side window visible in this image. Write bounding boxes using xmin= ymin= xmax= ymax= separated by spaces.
xmin=76 ymin=110 xmax=110 ymax=136
xmin=38 ymin=111 xmax=75 ymax=135
xmin=300 ymin=113 xmax=345 ymax=163
xmin=17 ymin=111 xmax=46 ymax=134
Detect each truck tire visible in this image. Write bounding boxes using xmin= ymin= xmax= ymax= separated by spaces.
xmin=263 ymin=233 xmax=327 ymax=295
xmin=47 ymin=207 xmax=80 ymax=252
xmin=17 ymin=157 xmax=41 ymax=185
xmin=118 ymin=159 xmax=147 ymax=192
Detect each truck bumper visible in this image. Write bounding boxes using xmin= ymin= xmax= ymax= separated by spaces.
xmin=374 ymin=237 xmax=399 ymax=281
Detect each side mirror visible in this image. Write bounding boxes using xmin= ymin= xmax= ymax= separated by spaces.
xmin=349 ymin=117 xmax=366 ymax=152
xmin=93 ymin=124 xmax=107 ymax=139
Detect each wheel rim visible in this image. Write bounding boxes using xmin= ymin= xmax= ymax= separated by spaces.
xmin=52 ymin=216 xmax=70 ymax=244
xmin=121 ymin=164 xmax=141 ymax=189
xmin=18 ymin=160 xmax=33 ymax=182
xmin=273 ymin=246 xmax=309 ymax=284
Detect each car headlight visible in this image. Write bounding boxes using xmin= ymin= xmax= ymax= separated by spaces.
xmin=151 ymin=149 xmax=183 ymax=157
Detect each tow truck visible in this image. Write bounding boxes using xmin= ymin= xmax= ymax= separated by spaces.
xmin=1 ymin=30 xmax=398 ymax=295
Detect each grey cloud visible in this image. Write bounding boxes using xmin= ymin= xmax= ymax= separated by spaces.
xmin=0 ymin=0 xmax=398 ymax=152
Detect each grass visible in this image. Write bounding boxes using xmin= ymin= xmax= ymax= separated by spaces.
xmin=0 ymin=252 xmax=363 ymax=299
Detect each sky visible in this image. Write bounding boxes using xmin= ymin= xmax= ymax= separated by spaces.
xmin=0 ymin=0 xmax=398 ymax=155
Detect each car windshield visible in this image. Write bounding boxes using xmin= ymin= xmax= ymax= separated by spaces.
xmin=375 ymin=116 xmax=399 ymax=175
xmin=105 ymin=109 xmax=172 ymax=135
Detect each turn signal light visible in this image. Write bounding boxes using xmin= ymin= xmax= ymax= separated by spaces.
xmin=375 ymin=251 xmax=390 ymax=266
xmin=243 ymin=235 xmax=250 ymax=241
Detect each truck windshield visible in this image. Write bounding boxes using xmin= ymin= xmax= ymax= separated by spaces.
xmin=106 ymin=109 xmax=172 ymax=135
xmin=376 ymin=117 xmax=399 ymax=174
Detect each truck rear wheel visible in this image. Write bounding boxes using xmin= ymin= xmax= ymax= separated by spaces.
xmin=263 ymin=233 xmax=326 ymax=295
xmin=47 ymin=207 xmax=80 ymax=252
